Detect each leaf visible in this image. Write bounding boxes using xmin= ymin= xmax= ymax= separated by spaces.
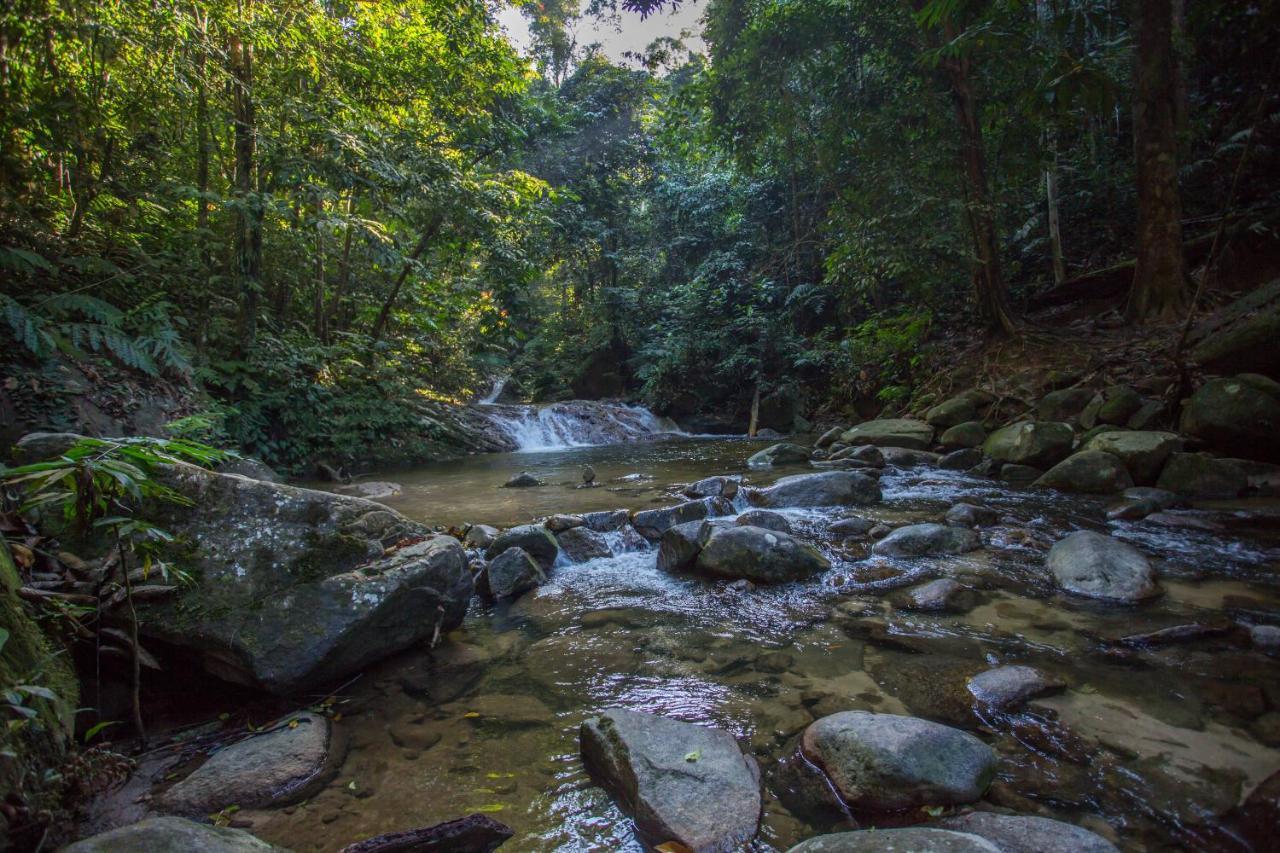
xmin=655 ymin=843 xmax=694 ymax=853
xmin=16 ymin=685 xmax=57 ymax=701
xmin=83 ymin=720 xmax=121 ymax=743
xmin=10 ymin=542 xmax=34 ymax=568
xmin=684 ymin=750 xmax=700 ymax=762
xmin=0 ymin=627 xmax=8 ymax=654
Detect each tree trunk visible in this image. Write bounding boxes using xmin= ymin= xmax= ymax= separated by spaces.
xmin=313 ymin=193 xmax=326 ymax=340
xmin=194 ymin=9 xmax=212 ymax=354
xmin=326 ymin=192 xmax=356 ymax=335
xmin=229 ymin=23 xmax=262 ymax=352
xmin=369 ymin=218 xmax=441 ymax=346
xmin=1045 ymin=132 xmax=1067 ymax=285
xmin=747 ymin=385 xmax=760 ymax=437
xmin=1127 ymin=0 xmax=1187 ymax=322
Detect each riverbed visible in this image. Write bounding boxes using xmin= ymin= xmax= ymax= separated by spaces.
xmin=256 ymin=436 xmax=1280 ymax=851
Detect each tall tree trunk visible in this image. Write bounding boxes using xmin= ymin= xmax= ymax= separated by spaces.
xmin=1127 ymin=0 xmax=1187 ymax=322
xmin=326 ymin=192 xmax=356 ymax=335
xmin=229 ymin=24 xmax=262 ymax=352
xmin=313 ymin=193 xmax=326 ymax=340
xmin=1045 ymin=132 xmax=1067 ymax=285
xmin=369 ymin=218 xmax=441 ymax=346
xmin=940 ymin=41 xmax=1017 ymax=335
xmin=194 ymin=8 xmax=212 ymax=354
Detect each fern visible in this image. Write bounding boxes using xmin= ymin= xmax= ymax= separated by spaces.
xmin=0 ymin=293 xmax=54 ymax=356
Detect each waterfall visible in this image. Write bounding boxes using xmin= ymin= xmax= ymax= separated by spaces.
xmin=482 ymin=400 xmax=683 ymax=451
xmin=477 ymin=376 xmax=508 ymax=405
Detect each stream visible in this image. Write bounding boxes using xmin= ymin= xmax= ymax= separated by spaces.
xmin=231 ymin=421 xmax=1280 ymax=852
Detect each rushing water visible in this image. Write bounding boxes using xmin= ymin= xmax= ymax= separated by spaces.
xmin=233 ymin=436 xmax=1280 ymax=851
xmin=479 ymin=400 xmax=684 ymax=453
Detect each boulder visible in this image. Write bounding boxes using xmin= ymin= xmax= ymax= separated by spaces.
xmin=63 ymin=818 xmax=285 ymax=853
xmin=582 ymin=509 xmax=631 ymax=532
xmin=1180 ymin=377 xmax=1280 ymax=462
xmin=747 ymin=442 xmax=811 ymax=468
xmin=944 ymin=503 xmax=998 ymax=528
xmin=580 ymin=709 xmax=761 ymax=851
xmin=749 ymin=471 xmax=881 ymax=509
xmin=52 ymin=461 xmax=473 ymax=695
xmin=481 ymin=547 xmax=546 ymax=599
xmin=872 ymin=523 xmax=980 ymax=558
xmin=815 ymin=427 xmax=846 ymax=448
xmin=828 ymin=516 xmax=875 ymax=538
xmin=966 ymin=666 xmax=1064 ymax=711
xmin=999 ymin=464 xmax=1044 ymax=485
xmin=157 ymin=714 xmax=341 ymax=815
xmin=1128 ymin=399 xmax=1168 ymax=430
xmin=1037 ymin=388 xmax=1095 ymax=423
xmin=1034 ymin=451 xmax=1134 ymax=494
xmin=1085 ymin=385 xmax=1143 ymax=427
xmin=830 ymin=445 xmax=886 ymax=466
xmin=656 ymin=521 xmax=709 ymax=573
xmin=1187 ymin=278 xmax=1280 ymax=379
xmin=1155 ymin=452 xmax=1248 ymax=498
xmin=1046 ymin=531 xmax=1158 ymax=603
xmin=486 ymin=524 xmax=560 ymax=570
xmin=927 ymin=390 xmax=995 ymax=429
xmin=544 ymin=514 xmax=585 ymax=533
xmin=939 ymin=812 xmax=1119 ymax=853
xmin=840 ymin=418 xmax=935 ymax=450
xmin=215 ymin=457 xmax=281 ymax=483
xmin=695 ymin=526 xmax=830 ymax=583
xmin=502 ymin=471 xmax=542 ymax=488
xmin=632 ymin=497 xmax=733 ymax=541
xmin=1083 ymin=431 xmax=1182 ymax=484
xmin=891 ymin=578 xmax=973 ymax=612
xmin=983 ymin=422 xmax=1074 ymax=468
xmin=556 ymin=526 xmax=612 ymax=563
xmin=881 ymin=447 xmax=942 ymax=467
xmin=800 ymin=711 xmax=998 ymax=810
xmin=788 ymin=829 xmax=999 ymax=853
xmin=464 ymin=524 xmax=499 ymax=549
xmin=939 ymin=448 xmax=984 ymax=470
xmin=683 ymin=475 xmax=739 ymax=500
xmin=735 ymin=509 xmax=793 ymax=533
xmin=940 ymin=421 xmax=988 ymax=450
xmin=1122 ymin=486 xmax=1181 ymax=509
xmin=339 ymin=815 xmax=514 ymax=853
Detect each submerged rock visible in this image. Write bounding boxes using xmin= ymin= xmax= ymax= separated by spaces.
xmin=486 ymin=524 xmax=560 ymax=570
xmin=695 ymin=525 xmax=829 ymax=583
xmin=1034 ymin=450 xmax=1133 ymax=494
xmin=63 ymin=818 xmax=285 ymax=853
xmin=872 ymin=523 xmax=980 ymax=558
xmin=580 ymin=708 xmax=761 ymax=851
xmin=1156 ymin=452 xmax=1248 ymax=498
xmin=1045 ymin=530 xmax=1157 ymax=603
xmin=481 ymin=547 xmax=546 ymax=599
xmin=966 ymin=666 xmax=1065 ymax=711
xmin=340 ymin=815 xmax=513 ymax=853
xmin=157 ymin=714 xmax=341 ymax=816
xmin=736 ymin=509 xmax=793 ymax=533
xmin=788 ymin=829 xmax=1000 ymax=852
xmin=939 ymin=812 xmax=1119 ymax=853
xmin=983 ymin=421 xmax=1074 ymax=468
xmin=800 ymin=711 xmax=997 ymax=810
xmin=750 ymin=471 xmax=881 ymax=508
xmin=891 ymin=578 xmax=973 ymax=612
xmin=747 ymin=442 xmax=812 ymax=468
xmin=841 ymin=418 xmax=935 ymax=450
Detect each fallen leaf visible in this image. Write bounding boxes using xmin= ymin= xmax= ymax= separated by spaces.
xmin=10 ymin=543 xmax=34 ymax=569
xmin=684 ymin=750 xmax=700 ymax=763
xmin=656 ymin=843 xmax=694 ymax=853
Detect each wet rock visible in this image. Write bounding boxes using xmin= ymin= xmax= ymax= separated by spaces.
xmin=1122 ymin=486 xmax=1180 ymax=508
xmin=1045 ymin=530 xmax=1157 ymax=603
xmin=339 ymin=815 xmax=513 ymax=853
xmin=582 ymin=509 xmax=630 ymax=532
xmin=966 ymin=666 xmax=1065 ymax=711
xmin=63 ymin=817 xmax=285 ymax=852
xmin=788 ymin=828 xmax=999 ymax=852
xmin=1181 ymin=376 xmax=1280 ymax=462
xmin=999 ymin=464 xmax=1043 ymax=485
xmin=387 ymin=714 xmax=443 ymax=751
xmin=983 ymin=422 xmax=1074 ymax=468
xmin=872 ymin=523 xmax=980 ymax=558
xmin=556 ymin=526 xmax=612 ymax=563
xmin=544 ymin=514 xmax=585 ymax=533
xmin=1034 ymin=450 xmax=1134 ymax=494
xmin=736 ymin=509 xmax=793 ymax=533
xmin=939 ymin=811 xmax=1119 ymax=853
xmin=656 ymin=520 xmax=709 ymax=573
xmin=756 ymin=650 xmax=796 ymax=673
xmin=829 ymin=516 xmax=875 ymax=538
xmin=1226 ymin=769 xmax=1280 ymax=852
xmin=696 ymin=526 xmax=830 ymax=583
xmin=881 ymin=447 xmax=942 ymax=467
xmin=1155 ymin=452 xmax=1247 ymax=498
xmin=1037 ymin=388 xmax=1095 ymax=423
xmin=944 ymin=503 xmax=998 ymax=528
xmin=927 ymin=390 xmax=995 ymax=429
xmin=750 ymin=471 xmax=882 ymax=508
xmin=1082 ymin=430 xmax=1181 ymax=485
xmin=501 ymin=471 xmax=542 ymax=488
xmin=480 ymin=547 xmax=546 ymax=599
xmin=939 ymin=448 xmax=985 ymax=470
xmin=486 ymin=524 xmax=559 ymax=570
xmin=748 ymin=442 xmax=812 ymax=468
xmin=816 ymin=427 xmax=847 ymax=448
xmin=940 ymin=422 xmax=989 ymax=452
xmin=800 ymin=711 xmax=997 ymax=809
xmin=830 ymin=445 xmax=887 ymax=467
xmin=632 ymin=497 xmax=733 ymax=541
xmin=580 ymin=708 xmax=761 ymax=851
xmin=1251 ymin=624 xmax=1280 ymax=656
xmin=891 ymin=578 xmax=973 ymax=612
xmin=463 ymin=524 xmax=499 ymax=549
xmin=683 ymin=475 xmax=739 ymax=499
xmin=337 ymin=480 xmax=402 ymax=500
xmin=157 ymin=714 xmax=342 ymax=815
xmin=869 ymin=523 xmax=892 ymax=540
xmin=841 ymin=418 xmax=935 ymax=450
xmin=216 ymin=457 xmax=282 ymax=483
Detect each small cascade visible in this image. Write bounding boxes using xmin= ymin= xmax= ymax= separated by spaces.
xmin=477 ymin=376 xmax=508 ymax=405
xmin=481 ymin=400 xmax=683 ymax=451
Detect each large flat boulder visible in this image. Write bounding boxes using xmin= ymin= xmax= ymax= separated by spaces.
xmin=926 ymin=390 xmax=994 ymax=429
xmin=580 ymin=709 xmax=761 ymax=851
xmin=1155 ymin=452 xmax=1248 ymax=498
xmin=801 ymin=711 xmax=997 ymax=810
xmin=63 ymin=817 xmax=285 ymax=852
xmin=939 ymin=812 xmax=1118 ymax=853
xmin=788 ymin=829 xmax=999 ymax=852
xmin=983 ymin=421 xmax=1074 ymax=468
xmin=749 ymin=471 xmax=881 ymax=508
xmin=840 ymin=419 xmax=935 ymax=450
xmin=1046 ymin=530 xmax=1157 ymax=603
xmin=695 ymin=525 xmax=829 ymax=583
xmin=1180 ymin=376 xmax=1280 ymax=462
xmin=1083 ymin=431 xmax=1182 ymax=484
xmin=77 ymin=461 xmax=472 ymax=695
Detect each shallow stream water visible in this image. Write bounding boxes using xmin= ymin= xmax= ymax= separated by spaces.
xmin=245 ymin=437 xmax=1280 ymax=851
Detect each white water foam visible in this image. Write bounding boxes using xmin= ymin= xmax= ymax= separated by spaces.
xmin=483 ymin=400 xmax=683 ymax=451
